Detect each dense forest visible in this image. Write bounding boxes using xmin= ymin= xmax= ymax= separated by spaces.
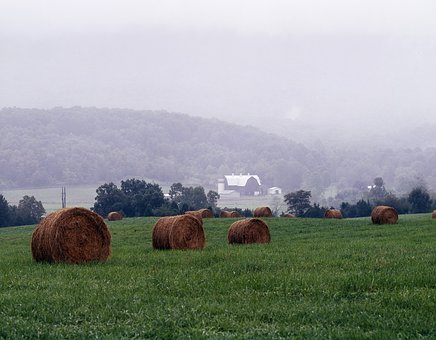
xmin=1 ymin=107 xmax=436 ymax=204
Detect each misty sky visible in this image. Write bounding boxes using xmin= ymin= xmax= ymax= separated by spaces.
xmin=1 ymin=0 xmax=436 ymax=138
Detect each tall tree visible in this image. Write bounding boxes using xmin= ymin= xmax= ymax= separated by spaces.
xmin=0 ymin=194 xmax=10 ymax=227
xmin=408 ymin=187 xmax=432 ymax=213
xmin=93 ymin=182 xmax=126 ymax=217
xmin=369 ymin=177 xmax=388 ymax=202
xmin=284 ymin=190 xmax=312 ymax=217
xmin=206 ymin=190 xmax=220 ymax=208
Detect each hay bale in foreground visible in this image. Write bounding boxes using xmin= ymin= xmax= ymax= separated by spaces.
xmin=228 ymin=218 xmax=271 ymax=245
xmin=108 ymin=211 xmax=123 ymax=221
xmin=432 ymin=210 xmax=436 ymax=219
xmin=31 ymin=207 xmax=111 ymax=264
xmin=253 ymin=206 xmax=272 ymax=217
xmin=324 ymin=209 xmax=343 ymax=219
xmin=152 ymin=214 xmax=205 ymax=250
xmin=371 ymin=205 xmax=398 ymax=224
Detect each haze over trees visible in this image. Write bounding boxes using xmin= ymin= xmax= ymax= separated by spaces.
xmin=2 ymin=107 xmax=436 ymax=205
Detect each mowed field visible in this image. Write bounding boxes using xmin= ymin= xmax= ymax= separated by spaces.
xmin=0 ymin=215 xmax=435 ymax=338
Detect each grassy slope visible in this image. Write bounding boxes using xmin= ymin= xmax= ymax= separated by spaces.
xmin=0 ymin=215 xmax=435 ymax=338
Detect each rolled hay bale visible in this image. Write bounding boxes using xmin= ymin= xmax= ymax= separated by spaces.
xmin=324 ymin=209 xmax=343 ymax=219
xmin=220 ymin=211 xmax=242 ymax=218
xmin=253 ymin=206 xmax=273 ymax=217
xmin=198 ymin=208 xmax=213 ymax=218
xmin=230 ymin=211 xmax=242 ymax=218
xmin=31 ymin=207 xmax=111 ymax=264
xmin=220 ymin=211 xmax=232 ymax=218
xmin=371 ymin=205 xmax=398 ymax=225
xmin=282 ymin=213 xmax=296 ymax=218
xmin=184 ymin=210 xmax=203 ymax=222
xmin=432 ymin=210 xmax=436 ymax=219
xmin=152 ymin=214 xmax=205 ymax=250
xmin=228 ymin=218 xmax=271 ymax=245
xmin=107 ymin=211 xmax=123 ymax=221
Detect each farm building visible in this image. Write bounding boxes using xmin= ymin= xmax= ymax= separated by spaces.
xmin=218 ymin=173 xmax=261 ymax=197
xmin=268 ymin=187 xmax=282 ymax=195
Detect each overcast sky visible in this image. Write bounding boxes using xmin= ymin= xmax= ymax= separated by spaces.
xmin=1 ymin=0 xmax=436 ymax=139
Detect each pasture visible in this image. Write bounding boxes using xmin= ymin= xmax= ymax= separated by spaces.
xmin=0 ymin=215 xmax=435 ymax=338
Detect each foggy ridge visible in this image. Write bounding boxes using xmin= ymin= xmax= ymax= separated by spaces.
xmin=1 ymin=107 xmax=436 ymax=205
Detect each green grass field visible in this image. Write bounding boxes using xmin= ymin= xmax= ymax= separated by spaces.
xmin=0 ymin=215 xmax=435 ymax=338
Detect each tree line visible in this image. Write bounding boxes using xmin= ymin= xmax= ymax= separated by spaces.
xmin=92 ymin=179 xmax=221 ymax=218
xmin=0 ymin=195 xmax=45 ymax=227
xmin=283 ymin=178 xmax=434 ymax=218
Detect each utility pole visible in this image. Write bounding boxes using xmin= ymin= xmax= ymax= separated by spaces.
xmin=61 ymin=186 xmax=66 ymax=208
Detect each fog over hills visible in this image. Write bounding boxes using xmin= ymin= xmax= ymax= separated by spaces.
xmin=1 ymin=1 xmax=436 ymax=204
xmin=1 ymin=107 xmax=436 ymax=207
xmin=1 ymin=1 xmax=435 ymax=149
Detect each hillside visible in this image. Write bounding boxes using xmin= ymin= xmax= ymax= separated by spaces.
xmin=2 ymin=107 xmax=436 ymax=203
xmin=0 ymin=107 xmax=315 ymax=191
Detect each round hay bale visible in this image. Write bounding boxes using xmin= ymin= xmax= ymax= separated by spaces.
xmin=152 ymin=214 xmax=205 ymax=250
xmin=324 ymin=209 xmax=343 ymax=219
xmin=184 ymin=210 xmax=203 ymax=222
xmin=220 ymin=211 xmax=242 ymax=218
xmin=282 ymin=213 xmax=295 ymax=218
xmin=198 ymin=208 xmax=213 ymax=218
xmin=229 ymin=211 xmax=242 ymax=218
xmin=371 ymin=205 xmax=398 ymax=224
xmin=228 ymin=218 xmax=271 ymax=244
xmin=220 ymin=211 xmax=232 ymax=218
xmin=432 ymin=210 xmax=436 ymax=219
xmin=107 ymin=211 xmax=123 ymax=221
xmin=31 ymin=207 xmax=111 ymax=264
xmin=253 ymin=206 xmax=272 ymax=217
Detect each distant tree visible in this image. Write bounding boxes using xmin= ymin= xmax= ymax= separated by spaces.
xmin=341 ymin=199 xmax=372 ymax=218
xmin=93 ymin=182 xmax=126 ymax=217
xmin=369 ymin=177 xmax=389 ymax=202
xmin=354 ymin=199 xmax=373 ymax=217
xmin=0 ymin=194 xmax=10 ymax=227
xmin=303 ymin=203 xmax=327 ymax=218
xmin=181 ymin=186 xmax=208 ymax=210
xmin=376 ymin=193 xmax=410 ymax=214
xmin=10 ymin=195 xmax=45 ymax=225
xmin=206 ymin=190 xmax=220 ymax=208
xmin=408 ymin=187 xmax=432 ymax=213
xmin=284 ymin=190 xmax=312 ymax=217
xmin=120 ymin=179 xmax=165 ymax=217
xmin=169 ymin=182 xmax=183 ymax=202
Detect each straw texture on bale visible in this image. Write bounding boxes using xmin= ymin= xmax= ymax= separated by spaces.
xmin=198 ymin=208 xmax=213 ymax=218
xmin=230 ymin=211 xmax=242 ymax=218
xmin=152 ymin=214 xmax=205 ymax=250
xmin=220 ymin=211 xmax=232 ymax=218
xmin=324 ymin=209 xmax=343 ymax=219
xmin=220 ymin=211 xmax=242 ymax=218
xmin=432 ymin=210 xmax=436 ymax=219
xmin=282 ymin=213 xmax=296 ymax=218
xmin=31 ymin=207 xmax=111 ymax=264
xmin=371 ymin=205 xmax=398 ymax=224
xmin=228 ymin=218 xmax=271 ymax=244
xmin=253 ymin=206 xmax=272 ymax=217
xmin=108 ymin=211 xmax=123 ymax=221
xmin=184 ymin=210 xmax=203 ymax=222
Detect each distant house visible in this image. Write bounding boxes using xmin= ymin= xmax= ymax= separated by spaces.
xmin=268 ymin=187 xmax=282 ymax=195
xmin=218 ymin=173 xmax=261 ymax=197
